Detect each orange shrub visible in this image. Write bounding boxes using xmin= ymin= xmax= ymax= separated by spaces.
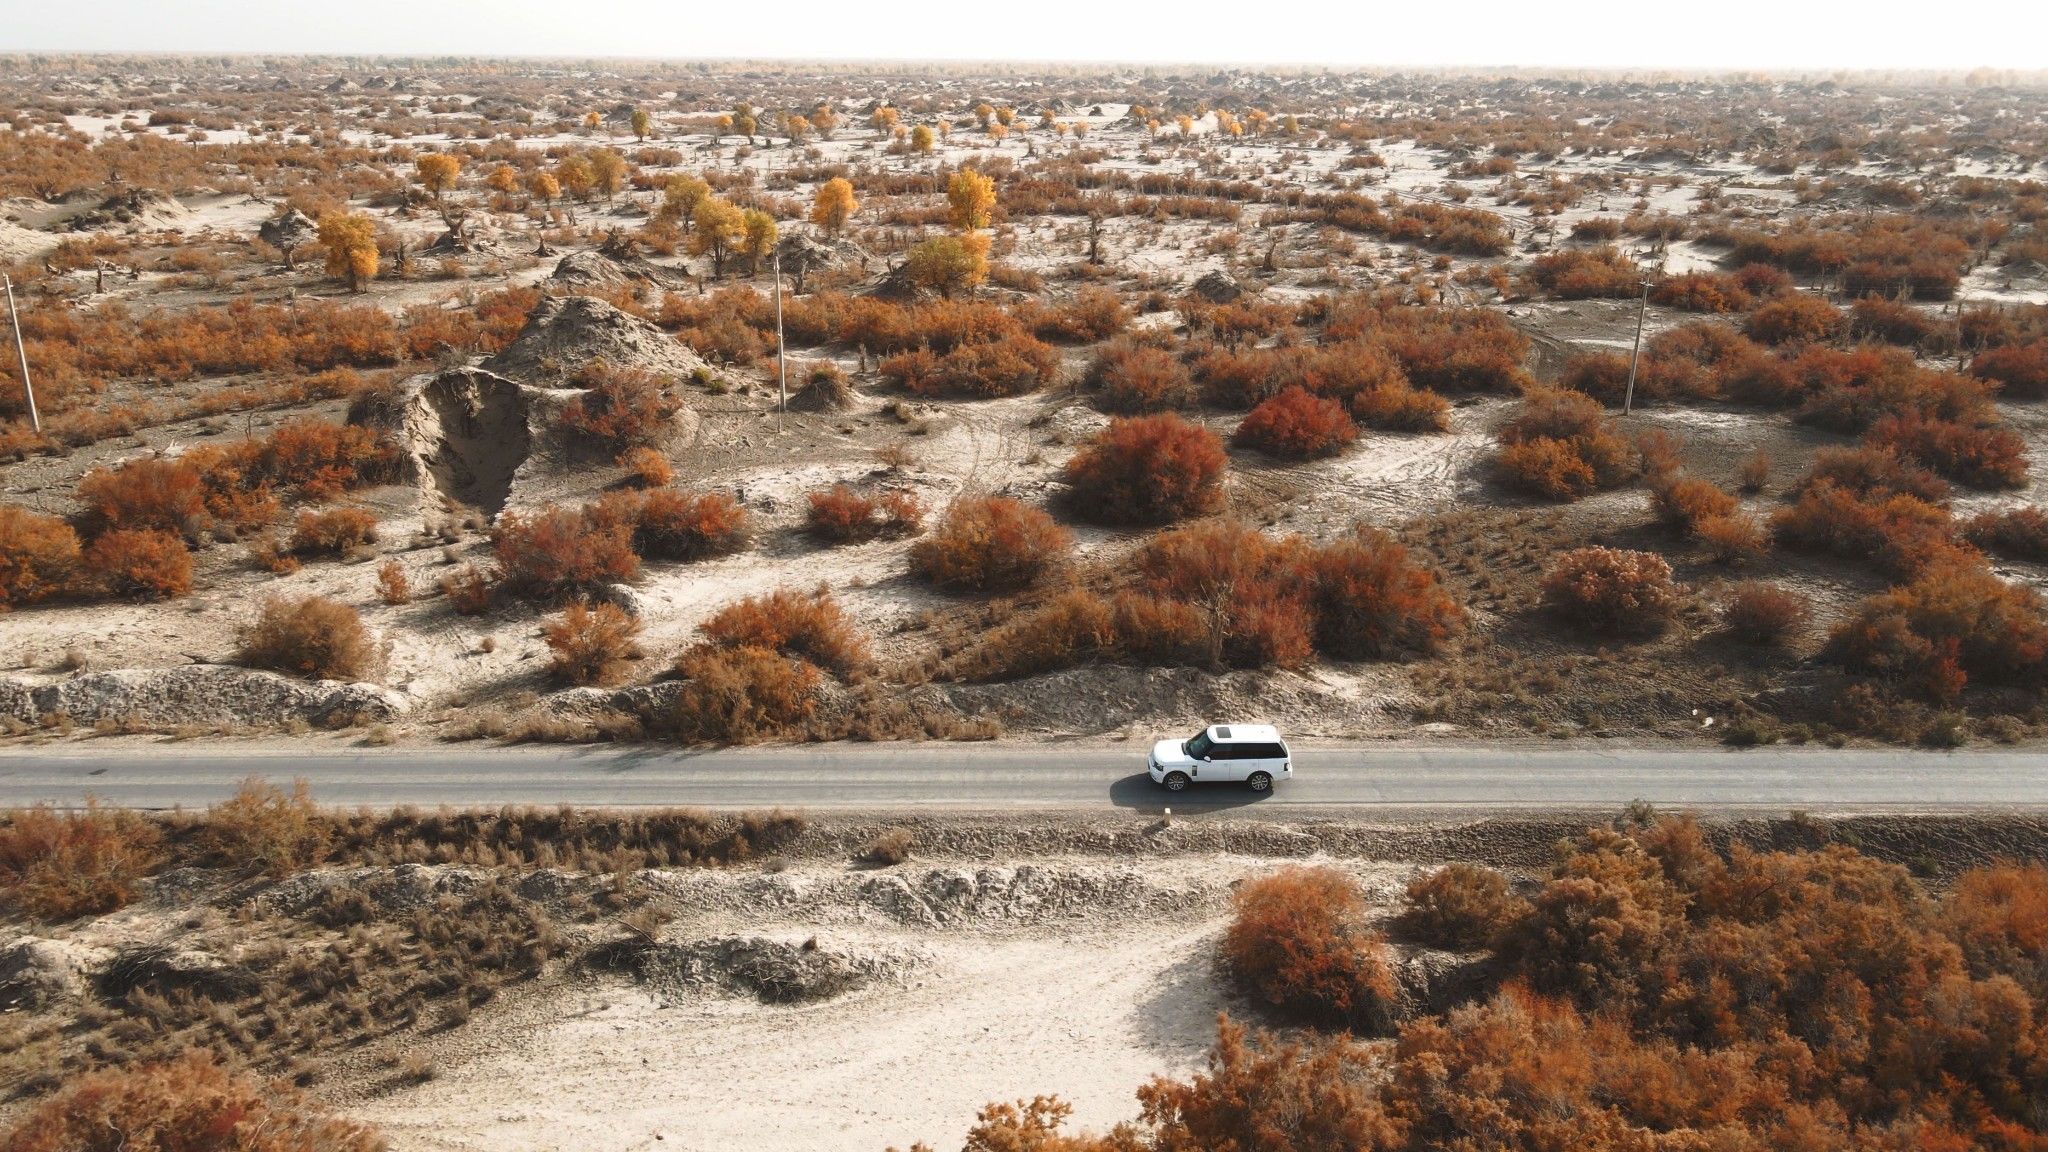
xmin=1694 ymin=512 xmax=1768 ymax=563
xmin=1088 ymin=340 xmax=1193 ymax=413
xmin=1964 ymin=506 xmax=2048 ymax=562
xmin=1650 ymin=271 xmax=1752 ymax=313
xmin=0 ymin=504 xmax=81 ymax=609
xmin=0 ymin=1047 xmax=381 ymax=1152
xmin=1722 ymin=581 xmax=1812 ymax=646
xmin=698 ymin=587 xmax=868 ymax=675
xmin=375 ymin=558 xmax=410 ymax=605
xmin=1523 ymin=245 xmax=1641 ymax=299
xmin=1826 ymin=559 xmax=2048 ymax=700
xmin=1349 ymin=381 xmax=1450 ymax=432
xmin=618 ymin=446 xmax=673 ymax=488
xmin=1745 ymin=292 xmax=1844 ymax=344
xmin=1496 ymin=437 xmax=1594 ymax=500
xmin=805 ymin=485 xmax=923 ymax=543
xmin=77 ymin=455 xmax=212 ymax=538
xmin=909 ymin=496 xmax=1072 ymax=593
xmin=1558 ymin=351 xmax=1633 ymax=404
xmin=1220 ymin=866 xmax=1402 ymax=1032
xmin=1234 ymin=387 xmax=1357 ymax=459
xmin=1850 ymin=295 xmax=1945 ymax=346
xmin=1800 ymin=443 xmax=1950 ymax=504
xmin=1970 ymin=338 xmax=2048 ymax=399
xmin=1312 ymin=529 xmax=1465 ymax=659
xmin=1024 ymin=286 xmax=1129 ymax=343
xmin=237 ymin=595 xmax=382 ymax=682
xmin=235 ymin=419 xmax=401 ymax=502
xmin=289 ymin=507 xmax=378 ymax=556
xmin=1133 ymin=519 xmax=1316 ymax=670
xmin=1650 ymin=475 xmax=1737 ymax=533
xmin=490 ymin=504 xmax=639 ymax=602
xmin=1772 ymin=480 xmax=1963 ymax=579
xmin=880 ymin=332 xmax=1057 ymax=398
xmin=84 ymin=529 xmax=192 ymax=601
xmin=1062 ymin=413 xmax=1227 ymax=525
xmin=1866 ymin=413 xmax=2028 ymax=490
xmin=1398 ymin=863 xmax=1525 ymax=950
xmin=0 ymin=799 xmax=163 ymax=920
xmin=1540 ymin=547 xmax=1679 ymax=634
xmin=952 ymin=588 xmax=1119 ymax=680
xmin=634 ymin=489 xmax=749 ymax=561
xmin=669 ymin=645 xmax=820 ymax=743
xmin=1494 ymin=390 xmax=1636 ymax=502
xmin=556 ymin=361 xmax=681 ymax=452
xmin=543 ymin=600 xmax=644 ymax=686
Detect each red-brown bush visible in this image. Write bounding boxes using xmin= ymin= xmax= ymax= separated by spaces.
xmin=1970 ymin=338 xmax=2048 ymax=399
xmin=76 ymin=456 xmax=214 ymax=539
xmin=1649 ymin=271 xmax=1752 ymax=313
xmin=1649 ymin=475 xmax=1737 ymax=533
xmin=1234 ymin=387 xmax=1357 ymax=459
xmin=1088 ymin=340 xmax=1193 ymax=413
xmin=556 ymin=361 xmax=681 ymax=452
xmin=1523 ymin=245 xmax=1641 ymax=299
xmin=1132 ymin=519 xmax=1316 ymax=670
xmin=1964 ymin=506 xmax=2048 ymax=562
xmin=490 ymin=504 xmax=640 ymax=602
xmin=909 ymin=496 xmax=1071 ymax=593
xmin=1867 ymin=412 xmax=2029 ymax=490
xmin=1850 ymin=295 xmax=1945 ymax=346
xmin=1311 ymin=529 xmax=1465 ymax=659
xmin=236 ymin=595 xmax=382 ymax=682
xmin=1540 ymin=547 xmax=1679 ymax=634
xmin=289 ymin=507 xmax=379 ymax=556
xmin=84 ymin=529 xmax=192 ymax=601
xmin=542 ymin=600 xmax=644 ymax=686
xmin=1722 ymin=581 xmax=1812 ymax=646
xmin=0 ymin=799 xmax=162 ymax=921
xmin=1024 ymin=286 xmax=1129 ymax=343
xmin=1063 ymin=414 xmax=1227 ymax=525
xmin=1745 ymin=292 xmax=1844 ymax=344
xmin=1349 ymin=381 xmax=1450 ymax=432
xmin=1397 ymin=863 xmax=1525 ymax=950
xmin=1800 ymin=443 xmax=1950 ymax=503
xmin=0 ymin=505 xmax=81 ymax=609
xmin=1220 ymin=866 xmax=1401 ymax=1032
xmin=669 ymin=645 xmax=821 ymax=744
xmin=1826 ymin=559 xmax=2048 ymax=700
xmin=880 ymin=333 xmax=1058 ymax=398
xmin=1772 ymin=480 xmax=1964 ymax=579
xmin=697 ymin=587 xmax=868 ymax=675
xmin=804 ymin=485 xmax=923 ymax=543
xmin=633 ymin=489 xmax=749 ymax=561
xmin=1494 ymin=390 xmax=1635 ymax=501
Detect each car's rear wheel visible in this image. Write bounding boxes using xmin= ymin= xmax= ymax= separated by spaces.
xmin=1162 ymin=771 xmax=1189 ymax=792
xmin=1246 ymin=771 xmax=1273 ymax=792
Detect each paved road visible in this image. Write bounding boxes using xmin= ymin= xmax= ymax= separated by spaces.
xmin=2 ymin=744 xmax=2047 ymax=813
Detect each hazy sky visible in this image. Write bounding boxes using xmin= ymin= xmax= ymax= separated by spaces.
xmin=8 ymin=0 xmax=2046 ymax=72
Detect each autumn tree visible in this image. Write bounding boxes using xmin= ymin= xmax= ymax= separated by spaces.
xmin=810 ymin=103 xmax=838 ymax=138
xmin=731 ymin=102 xmax=758 ymax=143
xmin=810 ymin=176 xmax=857 ymax=237
xmin=630 ymin=108 xmax=651 ymax=141
xmin=947 ymin=169 xmax=997 ymax=230
xmin=691 ymin=197 xmax=747 ymax=278
xmin=658 ymin=174 xmax=710 ymax=233
xmin=587 ymin=148 xmax=627 ymax=201
xmin=555 ymin=154 xmax=594 ymax=203
xmin=316 ymin=210 xmax=378 ymax=292
xmin=910 ymin=124 xmax=935 ymax=154
xmin=414 ymin=153 xmax=460 ymax=204
xmin=526 ymin=169 xmax=560 ymax=210
xmin=485 ymin=165 xmax=520 ymax=195
xmin=975 ymin=102 xmax=995 ymax=128
xmin=741 ymin=209 xmax=778 ymax=275
xmin=904 ymin=233 xmax=990 ymax=297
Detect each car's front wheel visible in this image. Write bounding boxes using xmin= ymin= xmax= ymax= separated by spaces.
xmin=1161 ymin=771 xmax=1189 ymax=792
xmin=1246 ymin=771 xmax=1273 ymax=792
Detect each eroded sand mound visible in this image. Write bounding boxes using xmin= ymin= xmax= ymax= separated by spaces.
xmin=69 ymin=188 xmax=191 ymax=232
xmin=400 ymin=368 xmax=534 ymax=514
xmin=482 ymin=294 xmax=714 ymax=386
xmin=549 ymin=250 xmax=693 ymax=293
xmin=0 ymin=666 xmax=405 ymax=729
xmin=617 ymin=934 xmax=926 ymax=1004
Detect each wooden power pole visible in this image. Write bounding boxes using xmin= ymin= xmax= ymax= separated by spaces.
xmin=773 ymin=247 xmax=787 ymax=414
xmin=2 ymin=276 xmax=39 ymax=434
xmin=1621 ymin=279 xmax=1649 ymax=416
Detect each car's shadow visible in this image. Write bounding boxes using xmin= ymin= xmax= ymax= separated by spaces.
xmin=1108 ymin=772 xmax=1273 ymax=813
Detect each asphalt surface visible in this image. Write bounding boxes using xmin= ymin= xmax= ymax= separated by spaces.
xmin=2 ymin=743 xmax=2047 ymax=813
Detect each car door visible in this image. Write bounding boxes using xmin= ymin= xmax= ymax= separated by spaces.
xmin=1248 ymin=743 xmax=1285 ymax=779
xmin=1209 ymin=742 xmax=1247 ymax=781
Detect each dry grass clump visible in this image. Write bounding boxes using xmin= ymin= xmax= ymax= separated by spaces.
xmin=542 ymin=601 xmax=644 ymax=686
xmin=374 ymin=559 xmax=410 ymax=605
xmin=804 ymin=485 xmax=923 ymax=543
xmin=669 ymin=646 xmax=823 ymax=744
xmin=0 ymin=505 xmax=81 ymax=609
xmin=82 ymin=529 xmax=192 ymax=601
xmin=1233 ymin=387 xmax=1357 ymax=460
xmin=1397 ymin=863 xmax=1526 ymax=950
xmin=1062 ymin=414 xmax=1227 ymax=526
xmin=236 ymin=595 xmax=382 ymax=682
xmin=862 ymin=828 xmax=915 ymax=866
xmin=1540 ymin=547 xmax=1679 ymax=635
xmin=1721 ymin=582 xmax=1812 ymax=647
xmin=1220 ymin=866 xmax=1402 ymax=1033
xmin=0 ymin=799 xmax=163 ymax=921
xmin=288 ymin=508 xmax=378 ymax=556
xmin=200 ymin=778 xmax=332 ymax=878
xmin=909 ymin=496 xmax=1072 ymax=593
xmin=0 ymin=1048 xmax=383 ymax=1152
xmin=1494 ymin=390 xmax=1636 ymax=501
xmin=1523 ymin=245 xmax=1641 ymax=299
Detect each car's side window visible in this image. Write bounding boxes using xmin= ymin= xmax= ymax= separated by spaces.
xmin=1207 ymin=744 xmax=1239 ymax=760
xmin=1255 ymin=743 xmax=1285 ymax=760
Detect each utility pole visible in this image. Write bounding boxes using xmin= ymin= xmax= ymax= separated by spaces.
xmin=3 ymin=276 xmax=39 ymax=434
xmin=1621 ymin=278 xmax=1649 ymax=416
xmin=772 ymin=247 xmax=787 ymax=415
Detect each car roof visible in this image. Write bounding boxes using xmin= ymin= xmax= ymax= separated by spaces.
xmin=1208 ymin=724 xmax=1282 ymax=742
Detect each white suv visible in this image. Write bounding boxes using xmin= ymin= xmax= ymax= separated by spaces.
xmin=1147 ymin=724 xmax=1292 ymax=793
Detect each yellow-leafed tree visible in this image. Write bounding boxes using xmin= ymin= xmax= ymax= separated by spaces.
xmin=811 ymin=177 xmax=857 ymax=237
xmin=947 ymin=169 xmax=996 ymax=231
xmin=317 ymin=211 xmax=378 ymax=292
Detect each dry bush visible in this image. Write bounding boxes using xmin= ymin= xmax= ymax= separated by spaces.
xmin=1523 ymin=245 xmax=1641 ymax=299
xmin=1062 ymin=414 xmax=1227 ymax=525
xmin=83 ymin=529 xmax=192 ymax=601
xmin=1722 ymin=581 xmax=1812 ymax=646
xmin=1772 ymin=481 xmax=1963 ymax=580
xmin=1970 ymin=338 xmax=2048 ymax=399
xmin=542 ymin=601 xmax=644 ymax=686
xmin=556 ymin=361 xmax=681 ymax=452
xmin=1745 ymin=292 xmax=1845 ymax=344
xmin=0 ymin=1048 xmax=382 ymax=1152
xmin=880 ymin=333 xmax=1057 ymax=399
xmin=1650 ymin=475 xmax=1737 ymax=534
xmin=1650 ymin=271 xmax=1753 ymax=313
xmin=1494 ymin=390 xmax=1635 ymax=501
xmin=201 ymin=778 xmax=332 ymax=878
xmin=1088 ymin=340 xmax=1193 ymax=413
xmin=1220 ymin=866 xmax=1401 ymax=1033
xmin=1025 ymin=287 xmax=1130 ymax=343
xmin=440 ymin=563 xmax=493 ymax=615
xmin=1398 ymin=863 xmax=1526 ymax=950
xmin=76 ymin=456 xmax=213 ymax=539
xmin=0 ymin=505 xmax=81 ymax=609
xmin=618 ymin=446 xmax=673 ymax=488
xmin=863 ymin=829 xmax=915 ymax=866
xmin=950 ymin=588 xmax=1119 ymax=681
xmin=1694 ymin=513 xmax=1768 ymax=563
xmin=375 ymin=559 xmax=411 ymax=605
xmin=1736 ymin=450 xmax=1771 ymax=493
xmin=1349 ymin=381 xmax=1450 ymax=432
xmin=1234 ymin=387 xmax=1357 ymax=460
xmin=236 ymin=595 xmax=381 ymax=682
xmin=1540 ymin=547 xmax=1679 ymax=635
xmin=1312 ymin=529 xmax=1465 ymax=659
xmin=669 ymin=645 xmax=821 ymax=743
xmin=1850 ymin=295 xmax=1944 ymax=346
xmin=634 ymin=489 xmax=749 ymax=560
xmin=697 ymin=587 xmax=868 ymax=675
xmin=289 ymin=507 xmax=378 ymax=556
xmin=909 ymin=496 xmax=1072 ymax=593
xmin=1133 ymin=520 xmax=1316 ymax=670
xmin=1557 ymin=351 xmax=1632 ymax=404
xmin=1826 ymin=559 xmax=2048 ymax=702
xmin=0 ymin=800 xmax=163 ymax=920
xmin=1964 ymin=506 xmax=2048 ymax=562
xmin=1800 ymin=443 xmax=1950 ymax=504
xmin=490 ymin=504 xmax=639 ymax=602
xmin=805 ymin=485 xmax=923 ymax=543
xmin=1866 ymin=412 xmax=2029 ymax=490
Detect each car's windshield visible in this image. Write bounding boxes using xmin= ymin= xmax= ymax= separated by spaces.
xmin=1184 ymin=730 xmax=1214 ymax=759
